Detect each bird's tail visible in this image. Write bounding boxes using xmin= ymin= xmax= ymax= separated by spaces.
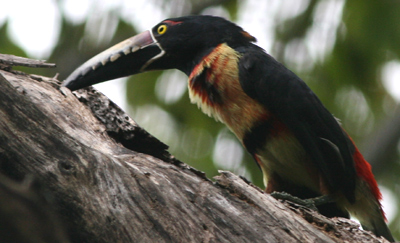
xmin=361 ymin=215 xmax=394 ymax=242
xmin=345 ymin=178 xmax=395 ymax=242
xmin=348 ymin=142 xmax=395 ymax=242
xmin=346 ymin=191 xmax=394 ymax=242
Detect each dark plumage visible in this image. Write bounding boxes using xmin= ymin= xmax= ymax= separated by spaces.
xmin=63 ymin=15 xmax=394 ymax=242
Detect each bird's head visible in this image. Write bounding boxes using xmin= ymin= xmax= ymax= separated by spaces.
xmin=62 ymin=15 xmax=256 ymax=90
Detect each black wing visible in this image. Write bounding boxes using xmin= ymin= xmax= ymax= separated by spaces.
xmin=238 ymin=45 xmax=356 ymax=202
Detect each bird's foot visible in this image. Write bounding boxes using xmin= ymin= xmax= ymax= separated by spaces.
xmin=270 ymin=191 xmax=335 ymax=212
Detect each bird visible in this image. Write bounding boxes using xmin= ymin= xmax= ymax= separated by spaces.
xmin=62 ymin=15 xmax=394 ymax=242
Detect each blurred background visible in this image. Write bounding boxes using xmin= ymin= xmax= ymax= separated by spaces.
xmin=1 ymin=0 xmax=399 ymax=237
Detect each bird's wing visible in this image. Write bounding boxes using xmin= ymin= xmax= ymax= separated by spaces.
xmin=238 ymin=47 xmax=356 ymax=202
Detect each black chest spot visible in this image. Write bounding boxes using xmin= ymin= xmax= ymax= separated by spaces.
xmin=190 ymin=66 xmax=223 ymax=105
xmin=243 ymin=116 xmax=288 ymax=154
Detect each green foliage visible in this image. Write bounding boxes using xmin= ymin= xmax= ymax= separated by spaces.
xmin=221 ymin=0 xmax=239 ymax=20
xmin=0 ymin=21 xmax=26 ymax=57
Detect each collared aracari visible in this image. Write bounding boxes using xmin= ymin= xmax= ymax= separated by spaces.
xmin=62 ymin=15 xmax=394 ymax=241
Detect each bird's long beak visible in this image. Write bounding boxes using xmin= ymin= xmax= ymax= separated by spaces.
xmin=62 ymin=30 xmax=165 ymax=91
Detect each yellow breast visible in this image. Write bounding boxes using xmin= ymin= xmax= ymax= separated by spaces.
xmin=188 ymin=43 xmax=269 ymax=140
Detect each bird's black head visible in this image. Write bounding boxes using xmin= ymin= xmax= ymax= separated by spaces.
xmin=62 ymin=15 xmax=256 ymax=90
xmin=148 ymin=16 xmax=256 ymax=73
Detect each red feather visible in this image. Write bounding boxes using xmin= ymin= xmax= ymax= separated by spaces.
xmin=351 ymin=138 xmax=385 ymax=219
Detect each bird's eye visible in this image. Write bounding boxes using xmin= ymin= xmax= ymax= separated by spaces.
xmin=157 ymin=25 xmax=168 ymax=35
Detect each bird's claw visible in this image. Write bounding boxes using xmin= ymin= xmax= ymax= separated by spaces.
xmin=271 ymin=191 xmax=335 ymax=212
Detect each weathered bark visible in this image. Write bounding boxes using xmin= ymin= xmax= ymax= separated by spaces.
xmin=0 ymin=173 xmax=70 ymax=243
xmin=0 ymin=55 xmax=389 ymax=243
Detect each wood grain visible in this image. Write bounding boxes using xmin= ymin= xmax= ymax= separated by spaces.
xmin=0 ymin=60 xmax=389 ymax=242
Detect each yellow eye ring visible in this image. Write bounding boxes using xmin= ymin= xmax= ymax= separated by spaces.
xmin=157 ymin=24 xmax=167 ymax=35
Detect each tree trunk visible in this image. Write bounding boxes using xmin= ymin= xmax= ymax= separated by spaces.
xmin=0 ymin=54 xmax=388 ymax=242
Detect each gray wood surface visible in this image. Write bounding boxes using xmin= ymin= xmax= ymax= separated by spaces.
xmin=0 ymin=56 xmax=388 ymax=242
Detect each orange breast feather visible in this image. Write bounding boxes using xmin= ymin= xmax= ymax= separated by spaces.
xmin=188 ymin=43 xmax=269 ymax=140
